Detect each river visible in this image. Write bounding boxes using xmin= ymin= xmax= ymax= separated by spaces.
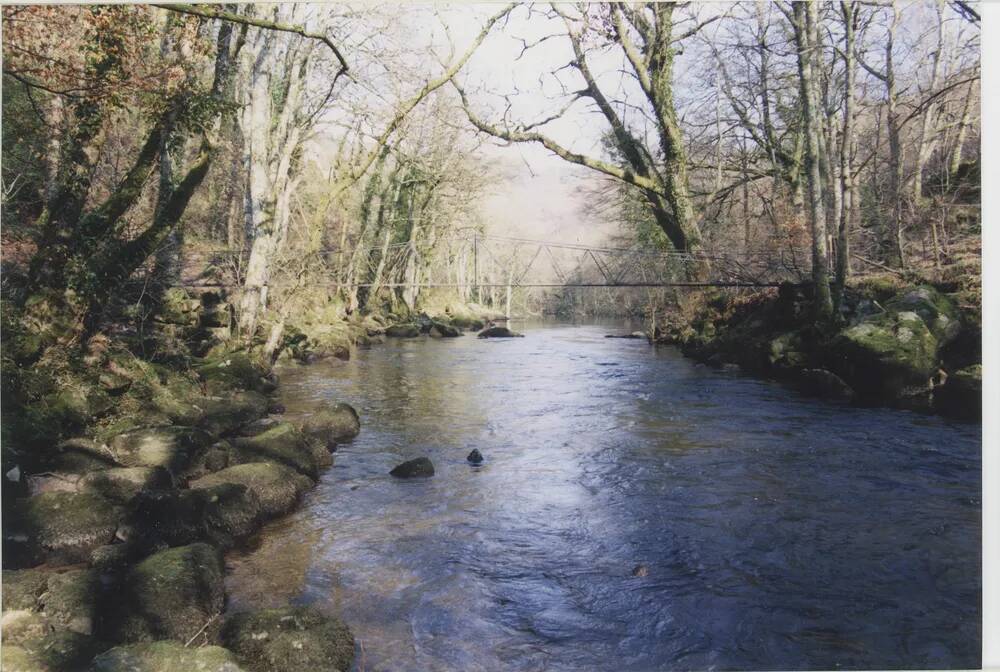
xmin=225 ymin=320 xmax=981 ymax=671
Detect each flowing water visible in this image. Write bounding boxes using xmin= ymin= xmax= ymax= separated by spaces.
xmin=225 ymin=321 xmax=981 ymax=671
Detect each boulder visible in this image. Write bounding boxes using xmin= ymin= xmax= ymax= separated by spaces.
xmin=794 ymin=369 xmax=856 ymax=402
xmin=3 ymin=630 xmax=104 ymax=672
xmin=199 ymin=391 xmax=271 ymax=437
xmin=2 ymin=569 xmax=49 ymax=611
xmin=428 ymin=321 xmax=461 ymax=338
xmin=477 ymin=326 xmax=523 ymax=338
xmin=89 ymin=642 xmax=247 ymax=672
xmin=196 ymin=353 xmax=269 ymax=394
xmin=230 ymin=423 xmax=321 ymax=479
xmin=79 ymin=467 xmax=173 ymax=503
xmin=155 ymin=288 xmax=200 ymax=327
xmin=447 ymin=314 xmax=484 ymax=331
xmin=390 ymin=457 xmax=435 ymax=478
xmin=829 ymin=310 xmax=939 ymax=404
xmin=222 ymin=606 xmax=354 ymax=672
xmin=121 ymin=489 xmax=213 ymax=547
xmin=110 ymin=543 xmax=225 ymax=644
xmin=39 ymin=569 xmax=100 ymax=636
xmin=467 ymin=449 xmax=484 ymax=465
xmin=44 ymin=438 xmax=118 ymax=475
xmin=200 ymin=483 xmax=263 ymax=539
xmin=190 ymin=463 xmax=312 ymax=519
xmin=885 ymin=285 xmax=961 ymax=344
xmin=385 ymin=323 xmax=421 ymax=338
xmin=109 ymin=426 xmax=213 ymax=479
xmin=936 ymin=364 xmax=982 ymax=420
xmin=299 ymin=404 xmax=360 ymax=448
xmin=4 ymin=492 xmax=122 ymax=567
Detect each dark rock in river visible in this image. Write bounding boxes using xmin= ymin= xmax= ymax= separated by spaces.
xmin=795 ymin=369 xmax=856 ymax=402
xmin=605 ymin=332 xmax=646 ymax=339
xmin=478 ymin=326 xmax=523 ymax=338
xmin=385 ymin=323 xmax=421 ymax=338
xmin=429 ymin=321 xmax=461 ymax=338
xmin=467 ymin=449 xmax=484 ymax=464
xmin=390 ymin=457 xmax=435 ymax=478
xmin=935 ymin=364 xmax=982 ymax=420
xmin=222 ymin=605 xmax=354 ymax=672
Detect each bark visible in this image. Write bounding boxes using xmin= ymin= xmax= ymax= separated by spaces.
xmin=913 ymin=0 xmax=947 ymax=202
xmin=834 ymin=1 xmax=858 ymax=306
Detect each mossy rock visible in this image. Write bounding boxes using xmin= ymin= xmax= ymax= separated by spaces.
xmin=447 ymin=315 xmax=484 ymax=331
xmin=4 ymin=492 xmax=122 ymax=567
xmin=299 ymin=404 xmax=360 ymax=448
xmin=428 ymin=321 xmax=461 ymax=338
xmin=89 ymin=642 xmax=248 ymax=672
xmin=478 ymin=326 xmax=523 ymax=338
xmin=42 ymin=438 xmax=119 ymax=475
xmin=190 ymin=463 xmax=312 ymax=519
xmin=222 ymin=606 xmax=354 ymax=672
xmin=110 ymin=543 xmax=225 ymax=644
xmin=121 ymin=489 xmax=213 ymax=548
xmin=230 ymin=423 xmax=320 ymax=479
xmin=385 ymin=323 xmax=420 ymax=338
xmin=200 ymin=483 xmax=263 ymax=539
xmin=79 ymin=467 xmax=173 ymax=503
xmin=1 ymin=610 xmax=52 ymax=646
xmin=39 ymin=569 xmax=100 ymax=635
xmin=829 ymin=311 xmax=939 ymax=404
xmin=885 ymin=285 xmax=960 ymax=344
xmin=794 ymin=369 xmax=856 ymax=402
xmin=2 ymin=569 xmax=49 ymax=610
xmin=767 ymin=331 xmax=809 ymax=371
xmin=198 ymin=391 xmax=270 ymax=437
xmin=109 ymin=426 xmax=213 ymax=479
xmin=196 ymin=353 xmax=268 ymax=394
xmin=2 ymin=630 xmax=104 ymax=672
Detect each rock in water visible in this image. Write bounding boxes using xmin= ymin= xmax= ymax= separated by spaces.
xmin=390 ymin=457 xmax=435 ymax=478
xmin=477 ymin=326 xmax=523 ymax=338
xmin=385 ymin=323 xmax=421 ymax=338
xmin=222 ymin=605 xmax=354 ymax=672
xmin=89 ymin=642 xmax=247 ymax=672
xmin=631 ymin=564 xmax=649 ymax=577
xmin=467 ymin=449 xmax=484 ymax=465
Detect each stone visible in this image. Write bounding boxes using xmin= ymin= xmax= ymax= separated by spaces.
xmin=478 ymin=326 xmax=523 ymax=338
xmin=79 ymin=467 xmax=173 ymax=503
xmin=190 ymin=463 xmax=312 ymax=519
xmin=2 ymin=569 xmax=49 ymax=611
xmin=109 ymin=426 xmax=213 ymax=479
xmin=222 ymin=606 xmax=354 ymax=672
xmin=467 ymin=449 xmax=484 ymax=465
xmin=4 ymin=492 xmax=122 ymax=568
xmin=110 ymin=543 xmax=225 ymax=644
xmin=428 ymin=321 xmax=461 ymax=338
xmin=89 ymin=642 xmax=248 ymax=672
xmin=231 ymin=423 xmax=321 ymax=479
xmin=199 ymin=391 xmax=271 ymax=437
xmin=795 ymin=369 xmax=856 ymax=402
xmin=299 ymin=404 xmax=360 ymax=448
xmin=390 ymin=457 xmax=435 ymax=478
xmin=385 ymin=323 xmax=421 ymax=338
xmin=39 ymin=569 xmax=100 ymax=635
xmin=936 ymin=364 xmax=982 ymax=420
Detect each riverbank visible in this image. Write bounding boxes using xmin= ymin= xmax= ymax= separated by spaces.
xmin=654 ymin=273 xmax=981 ymax=420
xmin=0 ymin=291 xmax=497 ymax=671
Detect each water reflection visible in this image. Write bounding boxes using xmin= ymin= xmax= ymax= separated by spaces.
xmin=225 ymin=321 xmax=980 ymax=671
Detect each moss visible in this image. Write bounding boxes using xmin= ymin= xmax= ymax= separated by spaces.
xmin=122 ymin=489 xmax=213 ymax=547
xmin=198 ymin=391 xmax=270 ymax=437
xmin=196 ymin=353 xmax=268 ymax=394
xmin=385 ymin=323 xmax=421 ymax=338
xmin=230 ymin=423 xmax=320 ymax=479
xmin=299 ymin=404 xmax=360 ymax=447
xmin=885 ymin=285 xmax=960 ymax=344
xmin=3 ymin=630 xmax=104 ymax=672
xmin=1 ymin=610 xmax=52 ymax=646
xmin=109 ymin=426 xmax=212 ymax=479
xmin=4 ymin=492 xmax=122 ymax=567
xmin=39 ymin=569 xmax=100 ymax=635
xmin=222 ymin=606 xmax=354 ymax=672
xmin=111 ymin=543 xmax=225 ymax=644
xmin=89 ymin=642 xmax=248 ymax=672
xmin=79 ymin=467 xmax=173 ymax=503
xmin=2 ymin=569 xmax=49 ymax=611
xmin=190 ymin=463 xmax=312 ymax=519
xmin=200 ymin=483 xmax=262 ymax=539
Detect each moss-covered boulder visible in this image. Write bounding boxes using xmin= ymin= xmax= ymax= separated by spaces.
xmin=196 ymin=353 xmax=269 ymax=394
xmin=222 ymin=606 xmax=354 ymax=672
xmin=2 ymin=569 xmax=49 ymax=611
xmin=121 ymin=489 xmax=213 ymax=547
xmin=198 ymin=391 xmax=270 ymax=437
xmin=794 ymin=369 xmax=856 ymax=402
xmin=478 ymin=326 xmax=523 ymax=338
xmin=385 ymin=323 xmax=420 ymax=338
xmin=89 ymin=642 xmax=248 ymax=672
xmin=829 ymin=310 xmax=939 ymax=405
xmin=79 ymin=467 xmax=173 ymax=503
xmin=39 ymin=569 xmax=100 ymax=636
xmin=447 ymin=315 xmax=484 ymax=331
xmin=299 ymin=404 xmax=360 ymax=448
xmin=2 ymin=630 xmax=104 ymax=672
xmin=2 ymin=610 xmax=52 ymax=646
xmin=230 ymin=423 xmax=320 ymax=479
xmin=885 ymin=285 xmax=961 ymax=344
xmin=42 ymin=438 xmax=119 ymax=475
xmin=201 ymin=483 xmax=263 ymax=539
xmin=4 ymin=492 xmax=122 ymax=567
xmin=111 ymin=543 xmax=224 ymax=644
xmin=190 ymin=463 xmax=312 ymax=519
xmin=768 ymin=331 xmax=809 ymax=371
xmin=155 ymin=288 xmax=201 ymax=327
xmin=428 ymin=321 xmax=461 ymax=338
xmin=109 ymin=426 xmax=212 ymax=479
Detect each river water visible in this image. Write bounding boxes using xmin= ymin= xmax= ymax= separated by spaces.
xmin=225 ymin=321 xmax=981 ymax=671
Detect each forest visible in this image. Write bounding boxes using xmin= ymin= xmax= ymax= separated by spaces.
xmin=0 ymin=2 xmax=983 ymax=671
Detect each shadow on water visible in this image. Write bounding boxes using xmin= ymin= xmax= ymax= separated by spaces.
xmin=225 ymin=320 xmax=981 ymax=671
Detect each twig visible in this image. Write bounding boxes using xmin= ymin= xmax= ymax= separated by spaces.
xmin=184 ymin=613 xmax=218 ymax=647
